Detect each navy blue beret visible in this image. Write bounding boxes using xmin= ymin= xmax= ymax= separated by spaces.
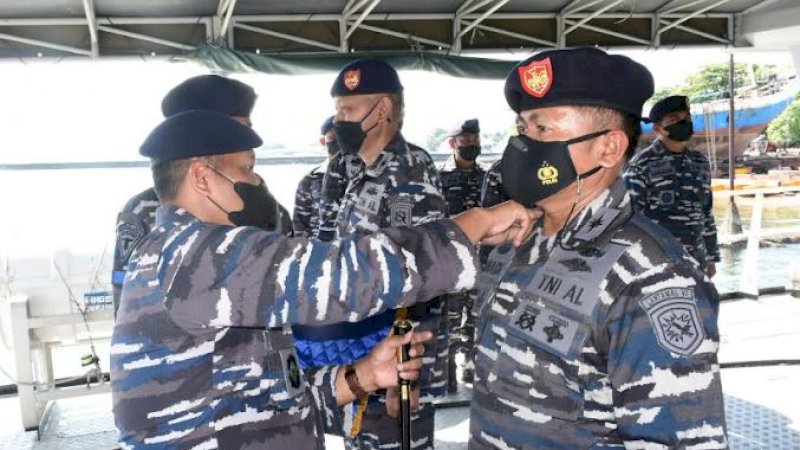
xmin=504 ymin=48 xmax=653 ymax=117
xmin=449 ymin=118 xmax=480 ymax=137
xmin=140 ymin=110 xmax=263 ymax=162
xmin=330 ymin=59 xmax=403 ymax=96
xmin=320 ymin=115 xmax=335 ymax=135
xmin=648 ymin=95 xmax=690 ymax=124
xmin=161 ymin=75 xmax=257 ymax=118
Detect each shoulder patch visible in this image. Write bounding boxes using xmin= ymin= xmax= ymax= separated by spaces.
xmin=387 ymin=196 xmax=414 ymax=227
xmin=639 ymin=287 xmax=705 ymax=356
xmin=116 ymin=220 xmax=146 ymax=264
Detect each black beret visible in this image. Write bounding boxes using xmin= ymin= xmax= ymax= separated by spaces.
xmin=330 ymin=59 xmax=403 ymax=96
xmin=448 ymin=118 xmax=480 ymax=137
xmin=161 ymin=75 xmax=257 ymax=118
xmin=320 ymin=115 xmax=335 ymax=135
xmin=140 ymin=110 xmax=263 ymax=163
xmin=504 ymin=47 xmax=654 ymax=117
xmin=648 ymin=95 xmax=690 ymax=124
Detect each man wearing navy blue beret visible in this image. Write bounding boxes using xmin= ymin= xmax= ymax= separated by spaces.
xmin=438 ymin=118 xmax=486 ymax=392
xmin=110 ymin=108 xmax=537 ymax=449
xmin=111 ymin=75 xmax=291 ymax=317
xmin=292 ymin=115 xmax=338 ymax=237
xmin=469 ymin=48 xmax=727 ymax=449
xmin=298 ymin=58 xmax=449 ymax=450
xmin=624 ymin=95 xmax=720 ymax=278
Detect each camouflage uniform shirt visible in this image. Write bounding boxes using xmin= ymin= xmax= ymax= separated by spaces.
xmin=111 ymin=206 xmax=478 ymax=449
xmin=623 ymin=139 xmax=720 ymax=268
xmin=438 ymin=157 xmax=486 ymax=217
xmin=292 ymin=165 xmax=325 ymax=237
xmin=469 ymin=179 xmax=727 ymax=449
xmin=113 ymin=187 xmax=159 ymax=315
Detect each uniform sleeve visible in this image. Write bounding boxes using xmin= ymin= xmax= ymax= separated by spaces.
xmin=622 ymin=156 xmax=649 ymax=213
xmin=605 ymin=262 xmax=727 ymax=448
xmin=306 ymin=365 xmax=347 ymax=436
xmin=700 ymin=159 xmax=720 ymax=263
xmin=292 ymin=174 xmax=313 ymax=237
xmin=165 ymin=220 xmax=478 ymax=330
xmin=113 ymin=209 xmax=149 ymax=316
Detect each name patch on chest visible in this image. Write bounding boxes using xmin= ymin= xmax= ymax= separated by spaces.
xmin=649 ymin=158 xmax=675 ymax=179
xmin=355 ymin=182 xmax=386 ymax=215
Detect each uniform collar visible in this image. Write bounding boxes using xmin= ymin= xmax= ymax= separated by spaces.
xmin=362 ymin=132 xmax=407 ymax=177
xmin=653 ymin=138 xmax=691 ymax=156
xmin=557 ymin=178 xmax=633 ymax=250
xmin=155 ymin=205 xmax=196 ymax=229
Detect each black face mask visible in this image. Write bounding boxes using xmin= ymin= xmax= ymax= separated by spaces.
xmin=333 ymin=101 xmax=381 ymax=155
xmin=499 ymin=130 xmax=608 ymax=208
xmin=206 ymin=166 xmax=278 ymax=230
xmin=325 ymin=140 xmax=340 ymax=157
xmin=457 ymin=145 xmax=481 ymax=162
xmin=664 ymin=119 xmax=694 ymax=142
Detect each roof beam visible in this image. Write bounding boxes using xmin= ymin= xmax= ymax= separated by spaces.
xmin=217 ymin=0 xmax=238 ymax=40
xmin=0 ymin=31 xmax=92 ymax=56
xmin=564 ymin=0 xmax=627 ymax=35
xmin=458 ymin=0 xmax=511 ymax=37
xmin=741 ymin=0 xmax=784 ymax=15
xmin=658 ymin=0 xmax=706 ymax=15
xmin=355 ymin=22 xmax=452 ymax=49
xmin=96 ymin=25 xmax=196 ymax=51
xmin=473 ymin=23 xmax=556 ymax=47
xmin=563 ymin=18 xmax=651 ymax=45
xmin=461 ymin=0 xmax=497 ymax=16
xmin=81 ymin=0 xmax=98 ymax=57
xmin=346 ymin=0 xmax=382 ymax=39
xmin=659 ymin=18 xmax=731 ymax=44
xmin=234 ymin=23 xmax=341 ymax=52
xmin=562 ymin=0 xmax=607 ymax=16
xmin=658 ymin=0 xmax=734 ymax=34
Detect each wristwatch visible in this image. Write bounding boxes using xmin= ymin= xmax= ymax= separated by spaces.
xmin=344 ymin=364 xmax=368 ymax=399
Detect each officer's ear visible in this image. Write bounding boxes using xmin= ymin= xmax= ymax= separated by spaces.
xmin=448 ymin=136 xmax=458 ymax=150
xmin=187 ymin=159 xmax=213 ymax=196
xmin=378 ymin=95 xmax=392 ymax=123
xmin=596 ymin=130 xmax=628 ymax=168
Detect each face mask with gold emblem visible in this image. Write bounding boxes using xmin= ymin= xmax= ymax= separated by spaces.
xmin=499 ymin=130 xmax=608 ymax=207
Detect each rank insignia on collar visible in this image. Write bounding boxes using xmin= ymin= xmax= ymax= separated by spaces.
xmin=344 ymin=69 xmax=361 ymax=91
xmin=518 ymin=57 xmax=553 ymax=98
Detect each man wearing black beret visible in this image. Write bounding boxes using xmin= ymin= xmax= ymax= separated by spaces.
xmin=292 ymin=115 xmax=338 ymax=237
xmin=469 ymin=48 xmax=727 ymax=448
xmin=438 ymin=118 xmax=486 ymax=392
xmin=624 ymin=95 xmax=720 ymax=278
xmin=297 ymin=58 xmax=449 ymax=450
xmin=111 ymin=108 xmax=539 ymax=449
xmin=111 ymin=75 xmax=291 ymax=317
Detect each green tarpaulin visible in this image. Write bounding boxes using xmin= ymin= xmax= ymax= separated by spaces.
xmin=189 ymin=43 xmax=518 ymax=79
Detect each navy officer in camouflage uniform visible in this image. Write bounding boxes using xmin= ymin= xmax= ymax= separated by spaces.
xmin=112 ymin=108 xmax=539 ymax=449
xmin=292 ymin=115 xmax=338 ymax=238
xmin=112 ymin=75 xmax=292 ymax=316
xmin=296 ymin=59 xmax=448 ymax=450
xmin=469 ymin=48 xmax=728 ymax=449
xmin=439 ymin=118 xmax=486 ymax=390
xmin=624 ymin=95 xmax=720 ymax=278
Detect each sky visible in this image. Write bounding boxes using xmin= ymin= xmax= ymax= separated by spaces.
xmin=0 ymin=47 xmax=794 ymax=164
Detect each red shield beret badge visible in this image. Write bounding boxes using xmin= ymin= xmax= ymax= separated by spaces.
xmin=344 ymin=69 xmax=361 ymax=91
xmin=518 ymin=57 xmax=553 ymax=98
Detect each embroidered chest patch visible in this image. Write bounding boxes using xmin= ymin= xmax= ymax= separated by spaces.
xmin=355 ymin=182 xmax=386 ymax=215
xmin=639 ymin=288 xmax=705 ymax=356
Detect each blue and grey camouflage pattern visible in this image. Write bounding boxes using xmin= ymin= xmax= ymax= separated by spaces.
xmin=292 ymin=165 xmax=325 ymax=238
xmin=112 ymin=187 xmax=159 ymax=317
xmin=623 ymin=139 xmax=720 ymax=268
xmin=111 ymin=205 xmax=478 ymax=449
xmin=438 ymin=156 xmax=486 ymax=385
xmin=480 ymin=160 xmax=510 ymax=210
xmin=469 ymin=179 xmax=727 ymax=449
xmin=310 ymin=133 xmax=448 ymax=450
